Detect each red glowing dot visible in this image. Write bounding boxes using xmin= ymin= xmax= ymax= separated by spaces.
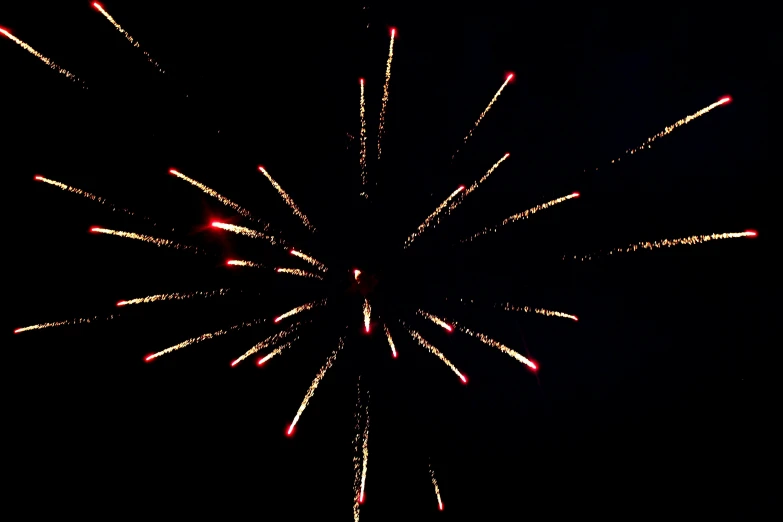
xmin=745 ymin=230 xmax=757 ymax=237
xmin=444 ymin=325 xmax=453 ymax=332
xmin=290 ymin=249 xmax=296 ymax=255
xmin=13 ymin=328 xmax=22 ymax=334
xmin=34 ymin=175 xmax=43 ymax=181
xmin=506 ymin=73 xmax=514 ymax=81
xmin=460 ymin=374 xmax=467 ymax=384
xmin=572 ymin=192 xmax=580 ymax=197
xmin=92 ymin=2 xmax=102 ymax=9
xmin=116 ymin=301 xmax=126 ymax=307
xmin=0 ymin=27 xmax=10 ymax=37
xmin=438 ymin=502 xmax=444 ymax=511
xmin=257 ymin=358 xmax=265 ymax=366
xmin=168 ymin=168 xmax=177 ymax=175
xmin=359 ymin=492 xmax=365 ymax=503
xmin=392 ymin=352 xmax=398 ymax=358
xmin=390 ymin=28 xmax=396 ymax=37
xmin=458 ymin=185 xmax=465 ymax=191
xmin=504 ymin=152 xmax=511 ymax=157
xmin=286 ymin=424 xmax=295 ymax=437
xmin=89 ymin=227 xmax=100 ymax=232
xmin=365 ymin=325 xmax=371 ymax=333
xmin=359 ymin=78 xmax=364 ymax=85
xmin=144 ymin=354 xmax=155 ymax=362
xmin=230 ymin=359 xmax=239 ymax=367
xmin=719 ymin=95 xmax=732 ymax=104
xmin=572 ymin=316 xmax=579 ymax=322
xmin=258 ymin=165 xmax=265 ymax=171
xmin=274 ymin=317 xmax=282 ymax=323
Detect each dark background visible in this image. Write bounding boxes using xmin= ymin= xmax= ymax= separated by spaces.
xmin=4 ymin=2 xmax=771 ymax=518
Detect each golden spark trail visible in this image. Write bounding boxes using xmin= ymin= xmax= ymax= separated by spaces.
xmin=447 ymin=153 xmax=510 ymax=214
xmin=145 ymin=318 xmax=265 ymax=361
xmin=494 ymin=301 xmax=578 ymax=321
xmin=352 ymin=378 xmax=363 ymax=521
xmin=404 ymin=324 xmax=467 ymax=383
xmin=359 ymin=78 xmax=368 ymax=197
xmin=226 ymin=259 xmax=264 ymax=268
xmin=570 ymin=230 xmax=757 ymax=261
xmin=14 ymin=313 xmax=117 ymax=334
xmin=117 ymin=288 xmax=230 ymax=306
xmin=231 ymin=321 xmax=307 ymax=366
xmin=274 ymin=298 xmax=327 ymax=324
xmin=90 ymin=227 xmax=201 ymax=253
xmin=461 ymin=192 xmax=580 ymax=243
xmin=275 ymin=267 xmax=324 ymax=280
xmin=0 ymin=28 xmax=84 ymax=85
xmin=257 ymin=337 xmax=300 ymax=366
xmin=258 ymin=166 xmax=315 ymax=232
xmin=430 ymin=461 xmax=444 ymax=511
xmin=383 ymin=324 xmax=398 ymax=358
xmin=290 ymin=249 xmax=328 ymax=273
xmin=377 ymin=28 xmax=396 ymax=159
xmin=403 ymin=185 xmax=465 ymax=249
xmin=452 ymin=73 xmax=514 ymax=160
xmin=92 ymin=2 xmax=164 ymax=73
xmin=417 ymin=310 xmax=453 ymax=332
xmin=363 ymin=299 xmax=372 ymax=333
xmin=452 ymin=319 xmax=537 ymax=370
xmin=359 ymin=397 xmax=370 ymax=504
xmin=287 ymin=337 xmax=344 ymax=435
xmin=211 ymin=221 xmax=282 ymax=246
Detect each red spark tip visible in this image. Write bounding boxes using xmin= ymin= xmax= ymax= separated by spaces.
xmin=390 ymin=27 xmax=396 ymax=37
xmin=290 ymin=249 xmax=297 ymax=255
xmin=392 ymin=352 xmax=398 ymax=358
xmin=458 ymin=185 xmax=465 ymax=191
xmin=445 ymin=325 xmax=453 ymax=332
xmin=285 ymin=424 xmax=295 ymax=437
xmin=572 ymin=316 xmax=579 ymax=322
xmin=230 ymin=359 xmax=240 ymax=367
xmin=506 ymin=72 xmax=515 ymax=81
xmin=34 ymin=175 xmax=43 ymax=181
xmin=144 ymin=354 xmax=155 ymax=362
xmin=460 ymin=374 xmax=468 ymax=384
xmin=359 ymin=78 xmax=365 ymax=85
xmin=273 ymin=317 xmax=282 ymax=323
xmin=745 ymin=230 xmax=758 ymax=237
xmin=116 ymin=301 xmax=126 ymax=307
xmin=92 ymin=2 xmax=102 ymax=9
xmin=359 ymin=492 xmax=365 ymax=503
xmin=257 ymin=358 xmax=265 ymax=366
xmin=572 ymin=192 xmax=580 ymax=197
xmin=211 ymin=221 xmax=222 ymax=227
xmin=89 ymin=227 xmax=100 ymax=232
xmin=13 ymin=328 xmax=22 ymax=334
xmin=365 ymin=325 xmax=371 ymax=333
xmin=439 ymin=503 xmax=444 ymax=511
xmin=504 ymin=152 xmax=511 ymax=157
xmin=0 ymin=27 xmax=11 ymax=37
xmin=719 ymin=95 xmax=732 ymax=104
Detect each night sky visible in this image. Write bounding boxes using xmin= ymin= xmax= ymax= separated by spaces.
xmin=5 ymin=3 xmax=771 ymax=518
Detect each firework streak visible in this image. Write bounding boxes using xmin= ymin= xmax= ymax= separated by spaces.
xmin=403 ymin=324 xmax=467 ymax=383
xmin=383 ymin=324 xmax=398 ymax=358
xmin=452 ymin=73 xmax=514 ymax=160
xmin=0 ymin=28 xmax=84 ymax=85
xmin=290 ymin=249 xmax=328 ymax=273
xmin=360 ymin=395 xmax=370 ymax=504
xmin=257 ymin=336 xmax=301 ymax=365
xmin=275 ymin=268 xmax=324 ymax=281
xmin=352 ymin=378 xmax=363 ymax=521
xmin=14 ymin=313 xmax=117 ymax=334
xmin=363 ymin=299 xmax=372 ymax=333
xmin=90 ymin=227 xmax=201 ymax=253
xmin=403 ymin=186 xmax=465 ymax=248
xmin=447 ymin=153 xmax=510 ymax=213
xmin=145 ymin=317 xmax=265 ymax=361
xmin=274 ymin=298 xmax=327 ymax=323
xmin=212 ymin=221 xmax=283 ymax=246
xmin=92 ymin=2 xmax=164 ymax=72
xmin=117 ymin=288 xmax=231 ymax=306
xmin=417 ymin=310 xmax=453 ymax=331
xmin=359 ymin=78 xmax=368 ymax=196
xmin=231 ymin=321 xmax=308 ymax=366
xmin=377 ymin=28 xmax=396 ymax=159
xmin=430 ymin=461 xmax=444 ymax=511
xmin=460 ymin=192 xmax=580 ymax=243
xmin=453 ymin=297 xmax=578 ymax=321
xmin=570 ymin=231 xmax=757 ymax=261
xmin=226 ymin=259 xmax=264 ymax=268
xmin=287 ymin=337 xmax=345 ymax=435
xmin=258 ymin=166 xmax=315 ymax=232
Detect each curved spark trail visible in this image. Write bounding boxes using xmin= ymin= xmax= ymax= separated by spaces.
xmin=570 ymin=231 xmax=757 ymax=261
xmin=430 ymin=461 xmax=444 ymax=511
xmin=383 ymin=324 xmax=398 ymax=358
xmin=404 ymin=324 xmax=466 ymax=383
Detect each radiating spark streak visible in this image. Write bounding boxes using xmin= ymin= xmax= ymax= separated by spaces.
xmin=211 ymin=221 xmax=282 ymax=246
xmin=447 ymin=153 xmax=510 ymax=214
xmin=226 ymin=259 xmax=264 ymax=268
xmin=377 ymin=28 xmax=396 ymax=159
xmin=0 ymin=28 xmax=84 ymax=85
xmin=92 ymin=2 xmax=164 ymax=73
xmin=430 ymin=461 xmax=444 ymax=511
xmin=117 ymin=288 xmax=230 ymax=306
xmin=90 ymin=227 xmax=201 ymax=253
xmin=231 ymin=321 xmax=307 ymax=366
xmin=494 ymin=302 xmax=578 ymax=321
xmin=14 ymin=313 xmax=116 ymax=334
xmin=275 ymin=268 xmax=324 ymax=281
xmin=363 ymin=299 xmax=372 ymax=333
xmin=258 ymin=166 xmax=315 ymax=232
xmin=383 ymin=324 xmax=398 ymax=358
xmin=352 ymin=378 xmax=363 ymax=521
xmin=403 ymin=185 xmax=465 ymax=248
xmin=274 ymin=298 xmax=327 ymax=324
xmin=452 ymin=73 xmax=514 ymax=160
xmin=290 ymin=249 xmax=328 ymax=273
xmin=403 ymin=324 xmax=466 ymax=383
xmin=360 ymin=397 xmax=370 ymax=504
xmin=417 ymin=310 xmax=453 ymax=332
xmin=288 ymin=337 xmax=344 ymax=434
xmin=169 ymin=169 xmax=269 ymax=228
xmin=570 ymin=230 xmax=757 ymax=261
xmin=257 ymin=337 xmax=300 ymax=365
xmin=145 ymin=318 xmax=265 ymax=361
xmin=461 ymin=192 xmax=580 ymax=243
xmin=359 ymin=78 xmax=367 ymax=195
xmin=446 ymin=316 xmax=537 ymax=370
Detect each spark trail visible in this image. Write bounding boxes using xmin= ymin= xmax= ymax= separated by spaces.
xmin=274 ymin=298 xmax=327 ymax=323
xmin=452 ymin=297 xmax=578 ymax=321
xmin=417 ymin=310 xmax=453 ymax=332
xmin=90 ymin=227 xmax=201 ymax=253
xmin=275 ymin=268 xmax=324 ymax=280
xmin=287 ymin=337 xmax=344 ymax=435
xmin=145 ymin=318 xmax=265 ymax=361
xmin=452 ymin=73 xmax=514 ymax=161
xmin=0 ymin=28 xmax=84 ymax=85
xmin=404 ymin=324 xmax=467 ymax=383
xmin=226 ymin=259 xmax=264 ymax=268
xmin=92 ymin=2 xmax=164 ymax=73
xmin=360 ymin=396 xmax=370 ymax=504
xmin=258 ymin=166 xmax=315 ymax=232
xmin=461 ymin=192 xmax=580 ymax=243
xmin=383 ymin=324 xmax=398 ymax=358
xmin=377 ymin=28 xmax=396 ymax=159
xmin=117 ymin=289 xmax=230 ymax=306
xmin=290 ymin=249 xmax=328 ymax=273
xmin=14 ymin=313 xmax=117 ymax=334
xmin=257 ymin=337 xmax=300 ymax=366
xmin=403 ymin=185 xmax=465 ymax=249
xmin=447 ymin=153 xmax=510 ymax=214
xmin=359 ymin=78 xmax=367 ymax=197
xmin=363 ymin=299 xmax=371 ymax=333
xmin=570 ymin=230 xmax=757 ymax=261
xmin=212 ymin=221 xmax=282 ymax=246
xmin=430 ymin=461 xmax=444 ymax=511
xmin=352 ymin=378 xmax=363 ymax=521
xmin=231 ymin=321 xmax=307 ymax=366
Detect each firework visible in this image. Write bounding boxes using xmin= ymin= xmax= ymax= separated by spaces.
xmin=211 ymin=221 xmax=282 ymax=246
xmin=226 ymin=259 xmax=264 ymax=268
xmin=452 ymin=73 xmax=514 ymax=160
xmin=290 ymin=249 xmax=328 ymax=273
xmin=231 ymin=321 xmax=307 ymax=366
xmin=0 ymin=28 xmax=84 ymax=85
xmin=377 ymin=28 xmax=396 ymax=159
xmin=258 ymin=166 xmax=315 ymax=232
xmin=403 ymin=185 xmax=465 ymax=249
xmin=383 ymin=324 xmax=398 ymax=358
xmin=360 ymin=396 xmax=370 ymax=504
xmin=14 ymin=313 xmax=116 ymax=334
xmin=89 ymin=227 xmax=201 ymax=253
xmin=116 ymin=288 xmax=231 ymax=306
xmin=354 ymin=269 xmax=361 ymax=281
xmin=145 ymin=317 xmax=265 ymax=361
xmin=404 ymin=324 xmax=467 ymax=383
xmin=417 ymin=310 xmax=453 ymax=332
xmin=461 ymin=192 xmax=580 ymax=243
xmin=287 ymin=337 xmax=345 ymax=436
xmin=92 ymin=2 xmax=164 ymax=73
xmin=352 ymin=378 xmax=363 ymax=521
xmin=430 ymin=461 xmax=444 ymax=511
xmin=495 ymin=301 xmax=578 ymax=321
xmin=257 ymin=337 xmax=300 ymax=366
xmin=359 ymin=78 xmax=368 ymax=196
xmin=275 ymin=267 xmax=324 ymax=281
xmin=443 ymin=313 xmax=537 ymax=370
xmin=274 ymin=298 xmax=327 ymax=324
xmin=447 ymin=153 xmax=510 ymax=214
xmin=363 ymin=299 xmax=372 ymax=333
xmin=571 ymin=230 xmax=757 ymax=261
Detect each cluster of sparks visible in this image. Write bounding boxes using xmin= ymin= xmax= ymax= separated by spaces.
xmin=452 ymin=73 xmax=514 ymax=160
xmin=275 ymin=267 xmax=324 ymax=280
xmin=571 ymin=231 xmax=757 ymax=261
xmin=383 ymin=324 xmax=398 ymax=358
xmin=211 ymin=221 xmax=281 ymax=246
xmin=363 ymin=299 xmax=372 ymax=333
xmin=92 ymin=3 xmax=164 ymax=73
xmin=0 ymin=27 xmax=84 ymax=86
xmin=232 ymin=320 xmax=307 ymax=366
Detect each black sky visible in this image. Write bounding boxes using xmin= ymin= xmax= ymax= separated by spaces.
xmin=4 ymin=3 xmax=772 ymax=519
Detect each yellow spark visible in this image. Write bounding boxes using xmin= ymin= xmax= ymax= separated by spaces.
xmin=145 ymin=318 xmax=265 ymax=361
xmin=452 ymin=73 xmax=514 ymax=160
xmin=571 ymin=230 xmax=757 ymax=261
xmin=404 ymin=324 xmax=467 ymax=383
xmin=14 ymin=313 xmax=116 ymax=334
xmin=211 ymin=221 xmax=282 ymax=246
xmin=275 ymin=267 xmax=324 ymax=281
xmin=354 ymin=269 xmax=361 ymax=281
xmin=90 ymin=227 xmax=200 ymax=253
xmin=290 ymin=249 xmax=328 ymax=273
xmin=231 ymin=320 xmax=308 ymax=366
xmin=360 ymin=397 xmax=370 ymax=504
xmin=363 ymin=299 xmax=372 ymax=333
xmin=430 ymin=461 xmax=444 ymax=511
xmin=258 ymin=166 xmax=315 ymax=232
xmin=417 ymin=310 xmax=453 ymax=332
xmin=117 ymin=288 xmax=230 ymax=306
xmin=359 ymin=78 xmax=368 ymax=196
xmin=461 ymin=192 xmax=580 ymax=243
xmin=404 ymin=185 xmax=466 ymax=248
xmin=352 ymin=378 xmax=363 ymax=521
xmin=383 ymin=324 xmax=398 ymax=358
xmin=288 ymin=337 xmax=345 ymax=434
xmin=256 ymin=337 xmax=300 ymax=366
xmin=274 ymin=298 xmax=327 ymax=324
xmin=0 ymin=28 xmax=84 ymax=85
xmin=377 ymin=28 xmax=396 ymax=159
xmin=226 ymin=259 xmax=264 ymax=268
xmin=447 ymin=152 xmax=510 ymax=214
xmin=457 ymin=321 xmax=537 ymax=370
xmin=92 ymin=2 xmax=164 ymax=73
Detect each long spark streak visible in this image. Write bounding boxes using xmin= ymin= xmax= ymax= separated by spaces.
xmin=352 ymin=378 xmax=363 ymax=521
xmin=257 ymin=337 xmax=300 ymax=365
xmin=363 ymin=299 xmax=372 ymax=333
xmin=404 ymin=186 xmax=465 ymax=248
xmin=452 ymin=73 xmax=514 ymax=160
xmin=447 ymin=153 xmax=510 ymax=214
xmin=275 ymin=268 xmax=324 ymax=281
xmin=377 ymin=29 xmax=396 ymax=159
xmin=430 ymin=461 xmax=444 ymax=511
xmin=92 ymin=2 xmax=164 ymax=73
xmin=14 ymin=313 xmax=117 ymax=334
xmin=90 ymin=227 xmax=201 ymax=253
xmin=404 ymin=325 xmax=466 ymax=383
xmin=360 ymin=397 xmax=370 ymax=504
xmin=570 ymin=231 xmax=757 ymax=261
xmin=258 ymin=166 xmax=315 ymax=232
xmin=461 ymin=192 xmax=580 ymax=243
xmin=231 ymin=321 xmax=307 ymax=366
xmin=117 ymin=289 xmax=230 ymax=306
xmin=145 ymin=318 xmax=265 ymax=361
xmin=226 ymin=259 xmax=264 ymax=268
xmin=359 ymin=78 xmax=367 ymax=197
xmin=288 ymin=337 xmax=345 ymax=434
xmin=211 ymin=221 xmax=282 ymax=246
xmin=0 ymin=28 xmax=84 ymax=85
xmin=383 ymin=324 xmax=398 ymax=358
xmin=274 ymin=298 xmax=327 ymax=324
xmin=417 ymin=310 xmax=453 ymax=332
xmin=290 ymin=249 xmax=328 ymax=273
xmin=453 ymin=297 xmax=578 ymax=321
